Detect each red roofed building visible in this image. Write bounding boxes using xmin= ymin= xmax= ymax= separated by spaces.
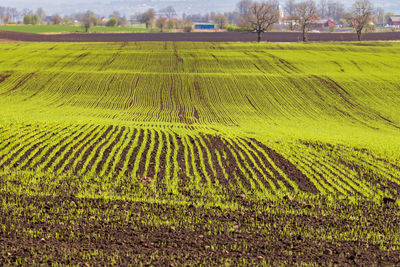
xmin=311 ymin=19 xmax=336 ymax=30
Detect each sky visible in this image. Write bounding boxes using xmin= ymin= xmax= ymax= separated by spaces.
xmin=1 ymin=0 xmax=399 ymax=16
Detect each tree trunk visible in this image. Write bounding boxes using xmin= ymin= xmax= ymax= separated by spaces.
xmin=257 ymin=31 xmax=262 ymax=43
xmin=302 ymin=26 xmax=307 ymax=42
xmin=357 ymin=30 xmax=362 ymax=41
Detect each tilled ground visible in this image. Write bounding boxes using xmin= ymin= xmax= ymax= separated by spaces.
xmin=1 ymin=192 xmax=400 ymax=265
xmin=1 ymin=30 xmax=400 ymax=43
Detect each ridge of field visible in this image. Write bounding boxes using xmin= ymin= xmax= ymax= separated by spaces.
xmin=1 ymin=41 xmax=400 ymax=264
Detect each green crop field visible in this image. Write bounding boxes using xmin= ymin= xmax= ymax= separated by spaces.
xmin=0 ymin=24 xmax=148 ymax=34
xmin=1 ymin=41 xmax=400 ymax=265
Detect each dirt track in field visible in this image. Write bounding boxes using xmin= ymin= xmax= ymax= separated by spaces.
xmin=1 ymin=30 xmax=400 ymax=42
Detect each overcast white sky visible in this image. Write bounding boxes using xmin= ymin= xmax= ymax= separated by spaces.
xmin=1 ymin=0 xmax=398 ymax=16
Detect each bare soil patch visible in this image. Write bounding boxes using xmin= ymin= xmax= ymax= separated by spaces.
xmin=1 ymin=193 xmax=400 ymax=265
xmin=1 ymin=30 xmax=400 ymax=43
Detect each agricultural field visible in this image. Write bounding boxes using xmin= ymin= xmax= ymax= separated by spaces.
xmin=0 ymin=24 xmax=148 ymax=34
xmin=0 ymin=41 xmax=400 ymax=265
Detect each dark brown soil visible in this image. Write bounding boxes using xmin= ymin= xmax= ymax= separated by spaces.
xmin=95 ymin=127 xmax=126 ymax=174
xmin=1 ymin=129 xmax=48 ymax=167
xmin=1 ymin=193 xmax=400 ymax=265
xmin=145 ymin=130 xmax=160 ymax=179
xmin=155 ymin=132 xmax=168 ymax=185
xmin=10 ymin=127 xmax=67 ymax=169
xmin=201 ymin=134 xmax=230 ymax=187
xmin=53 ymin=126 xmax=103 ymax=172
xmin=49 ymin=126 xmax=97 ymax=171
xmin=1 ymin=30 xmax=400 ymax=42
xmin=195 ymin=136 xmax=216 ymax=184
xmin=0 ymin=73 xmax=11 ymax=84
xmin=135 ymin=130 xmax=153 ymax=179
xmin=175 ymin=134 xmax=189 ymax=184
xmin=224 ymin=138 xmax=264 ymax=191
xmin=188 ymin=136 xmax=207 ymax=184
xmin=83 ymin=126 xmax=119 ymax=174
xmin=73 ymin=126 xmax=113 ymax=173
xmin=207 ymin=134 xmax=252 ymax=189
xmin=0 ymin=130 xmax=34 ymax=166
xmin=110 ymin=129 xmax=134 ymax=175
xmin=252 ymin=139 xmax=319 ymax=194
xmin=124 ymin=129 xmax=145 ymax=177
xmin=245 ymin=139 xmax=294 ymax=190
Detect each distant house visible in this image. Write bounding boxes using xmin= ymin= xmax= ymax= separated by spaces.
xmin=100 ymin=17 xmax=108 ymax=24
xmin=311 ymin=19 xmax=336 ymax=30
xmin=282 ymin=16 xmax=299 ymax=30
xmin=388 ymin=16 xmax=400 ymax=27
xmin=194 ymin=24 xmax=215 ymax=30
xmin=44 ymin=16 xmax=53 ymax=23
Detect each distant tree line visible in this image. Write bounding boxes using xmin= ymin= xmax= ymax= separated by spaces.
xmin=236 ymin=0 xmax=390 ymax=42
xmin=0 ymin=0 xmax=397 ymax=41
xmin=0 ymin=7 xmax=46 ymax=25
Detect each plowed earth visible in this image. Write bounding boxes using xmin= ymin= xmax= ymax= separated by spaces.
xmin=1 ymin=30 xmax=400 ymax=42
xmin=1 ymin=193 xmax=400 ymax=265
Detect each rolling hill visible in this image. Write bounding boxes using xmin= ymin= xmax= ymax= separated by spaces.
xmin=1 ymin=41 xmax=400 ymax=264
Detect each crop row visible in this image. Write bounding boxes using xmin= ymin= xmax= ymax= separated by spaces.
xmin=0 ymin=124 xmax=298 ymax=194
xmin=0 ymin=123 xmax=399 ymax=198
xmin=1 ymin=42 xmax=400 ymax=135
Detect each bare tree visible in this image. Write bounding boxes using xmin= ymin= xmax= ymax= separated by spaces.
xmin=225 ymin=11 xmax=242 ymax=25
xmin=237 ymin=0 xmax=252 ymax=26
xmin=348 ymin=0 xmax=374 ymax=41
xmin=8 ymin=7 xmax=18 ymax=22
xmin=36 ymin=8 xmax=46 ymax=23
xmin=210 ymin=12 xmax=216 ymax=22
xmin=111 ymin=11 xmax=121 ymax=20
xmin=375 ymin=7 xmax=384 ymax=26
xmin=295 ymin=0 xmax=318 ymax=42
xmin=0 ymin=7 xmax=9 ymax=24
xmin=284 ymin=0 xmax=297 ymax=16
xmin=176 ymin=17 xmax=192 ymax=29
xmin=81 ymin=11 xmax=97 ymax=32
xmin=245 ymin=0 xmax=280 ymax=42
xmin=155 ymin=17 xmax=168 ymax=32
xmin=160 ymin=6 xmax=177 ymax=19
xmin=318 ymin=0 xmax=327 ymax=18
xmin=237 ymin=0 xmax=253 ymax=16
xmin=214 ymin=14 xmax=228 ymax=29
xmin=52 ymin=14 xmax=62 ymax=25
xmin=19 ymin=9 xmax=31 ymax=22
xmin=327 ymin=1 xmax=345 ymax=21
xmin=139 ymin=9 xmax=155 ymax=29
xmin=118 ymin=16 xmax=128 ymax=27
